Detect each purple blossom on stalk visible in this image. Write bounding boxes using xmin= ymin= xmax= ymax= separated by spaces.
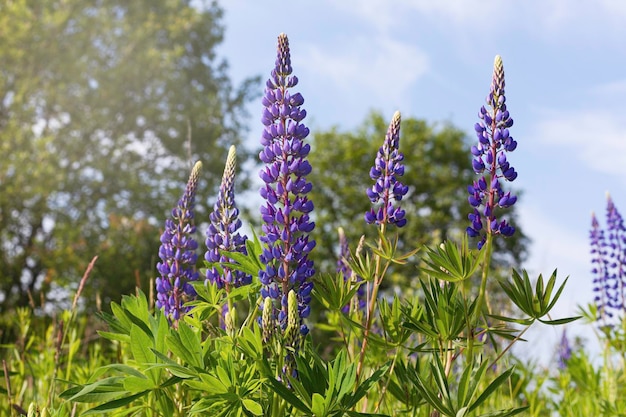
xmin=156 ymin=161 xmax=202 ymax=323
xmin=467 ymin=55 xmax=518 ymax=249
xmin=590 ymin=211 xmax=612 ymax=320
xmin=605 ymin=194 xmax=626 ymax=312
xmin=258 ymin=33 xmax=315 ymax=343
xmin=365 ymin=111 xmax=408 ymax=228
xmin=557 ymin=329 xmax=572 ymax=370
xmin=205 ymin=145 xmax=251 ymax=291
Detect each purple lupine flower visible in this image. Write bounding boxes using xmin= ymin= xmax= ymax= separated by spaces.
xmin=156 ymin=161 xmax=202 ymax=322
xmin=556 ymin=329 xmax=572 ymax=370
xmin=258 ymin=33 xmax=315 ymax=343
xmin=590 ymin=211 xmax=612 ymax=320
xmin=605 ymin=194 xmax=626 ymax=313
xmin=467 ymin=55 xmax=518 ymax=249
xmin=205 ymin=145 xmax=251 ymax=291
xmin=365 ymin=111 xmax=408 ymax=228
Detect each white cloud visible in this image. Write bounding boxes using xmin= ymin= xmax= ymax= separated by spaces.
xmin=301 ymin=36 xmax=429 ymax=108
xmin=529 ymin=110 xmax=626 ymax=177
xmin=328 ymin=0 xmax=626 ymax=36
xmin=589 ymin=79 xmax=626 ymax=96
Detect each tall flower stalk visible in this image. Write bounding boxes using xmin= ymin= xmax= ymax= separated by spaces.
xmin=357 ymin=111 xmax=408 ymax=380
xmin=258 ymin=33 xmax=315 ymax=372
xmin=156 ymin=161 xmax=202 ymax=323
xmin=591 ymin=211 xmax=611 ymax=322
xmin=590 ymin=194 xmax=626 ymax=323
xmin=605 ymin=194 xmax=626 ymax=315
xmin=205 ymin=146 xmax=251 ymax=324
xmin=467 ymin=55 xmax=518 ymax=318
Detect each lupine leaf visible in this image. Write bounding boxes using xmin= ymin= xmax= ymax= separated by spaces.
xmin=468 ymin=367 xmax=515 ymax=413
xmin=266 ymin=376 xmax=312 ymax=413
xmin=82 ymin=391 xmax=150 ymax=415
xmin=475 ymin=406 xmax=529 ymax=417
xmin=242 ymin=399 xmax=264 ymax=416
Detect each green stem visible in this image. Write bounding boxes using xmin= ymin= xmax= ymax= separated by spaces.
xmin=488 ymin=323 xmax=531 ymax=369
xmin=356 ymin=224 xmax=386 ymax=382
xmin=467 ymin=233 xmax=494 ymax=368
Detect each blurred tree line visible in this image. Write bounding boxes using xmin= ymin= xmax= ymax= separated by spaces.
xmin=0 ymin=0 xmax=259 ymax=312
xmin=0 ymin=0 xmax=527 ymax=314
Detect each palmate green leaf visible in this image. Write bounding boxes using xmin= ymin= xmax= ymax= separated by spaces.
xmin=242 ymin=399 xmax=264 ymax=416
xmin=165 ymin=323 xmax=203 ymax=369
xmin=345 ymin=412 xmax=390 ymax=417
xmin=468 ymin=367 xmax=516 ymax=413
xmin=266 ymin=376 xmax=312 ymax=414
xmin=82 ymin=391 xmax=150 ymax=415
xmin=422 ymin=236 xmax=484 ymax=282
xmin=499 ymin=269 xmax=580 ymax=325
xmin=313 ymin=272 xmax=363 ymax=312
xmin=311 ymin=393 xmax=327 ymax=417
xmin=151 ymin=349 xmax=199 ymax=379
xmin=129 ymin=324 xmax=155 ymax=365
xmin=123 ymin=376 xmax=156 ymax=392
xmin=61 ymin=376 xmax=127 ymax=403
xmin=367 ymin=230 xmax=419 ymax=266
xmin=344 ymin=362 xmax=390 ymax=409
xmin=457 ymin=361 xmax=489 ymax=411
xmin=475 ymin=407 xmax=529 ymax=417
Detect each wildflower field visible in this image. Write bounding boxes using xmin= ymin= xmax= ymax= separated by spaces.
xmin=2 ymin=25 xmax=626 ymax=417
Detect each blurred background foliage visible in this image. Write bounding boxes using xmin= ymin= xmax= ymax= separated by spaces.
xmin=0 ymin=0 xmax=259 ymax=312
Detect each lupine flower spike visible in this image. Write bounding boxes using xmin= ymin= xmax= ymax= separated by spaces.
xmin=605 ymin=193 xmax=626 ymax=315
xmin=557 ymin=329 xmax=572 ymax=370
xmin=258 ymin=33 xmax=316 ymax=354
xmin=205 ymin=145 xmax=251 ymax=291
xmin=590 ymin=211 xmax=611 ymax=321
xmin=467 ymin=55 xmax=518 ymax=249
xmin=156 ymin=161 xmax=202 ymax=323
xmin=365 ymin=111 xmax=408 ymax=228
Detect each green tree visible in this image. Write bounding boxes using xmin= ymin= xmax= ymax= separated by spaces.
xmin=0 ymin=0 xmax=259 ymax=311
xmin=308 ymin=111 xmax=528 ymax=284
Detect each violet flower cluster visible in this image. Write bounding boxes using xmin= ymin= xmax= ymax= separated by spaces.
xmin=365 ymin=111 xmax=408 ymax=228
xmin=258 ymin=33 xmax=315 ymax=342
xmin=156 ymin=161 xmax=202 ymax=322
xmin=467 ymin=55 xmax=518 ymax=249
xmin=556 ymin=329 xmax=572 ymax=370
xmin=590 ymin=194 xmax=626 ymax=321
xmin=205 ymin=145 xmax=251 ymax=290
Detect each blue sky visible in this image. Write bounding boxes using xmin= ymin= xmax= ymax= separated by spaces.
xmin=217 ymin=1 xmax=626 ymax=359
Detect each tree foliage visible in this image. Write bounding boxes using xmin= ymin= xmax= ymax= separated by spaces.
xmin=307 ymin=111 xmax=528 ymax=281
xmin=0 ymin=0 xmax=259 ymax=311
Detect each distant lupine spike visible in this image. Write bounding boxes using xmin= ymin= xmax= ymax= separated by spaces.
xmin=337 ymin=228 xmax=366 ymax=314
xmin=590 ymin=211 xmax=612 ymax=321
xmin=156 ymin=161 xmax=202 ymax=322
xmin=258 ymin=33 xmax=316 ymax=348
xmin=466 ymin=55 xmax=518 ymax=249
xmin=605 ymin=193 xmax=626 ymax=313
xmin=365 ymin=111 xmax=408 ymax=228
xmin=205 ymin=145 xmax=251 ymax=291
xmin=556 ymin=329 xmax=572 ymax=370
